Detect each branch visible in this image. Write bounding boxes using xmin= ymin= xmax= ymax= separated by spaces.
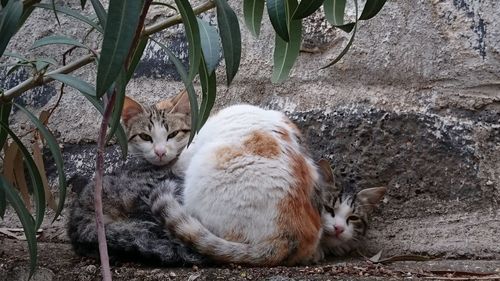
xmin=1 ymin=0 xmax=216 ymax=104
xmin=143 ymin=0 xmax=215 ymax=36
xmin=1 ymin=54 xmax=96 ymax=102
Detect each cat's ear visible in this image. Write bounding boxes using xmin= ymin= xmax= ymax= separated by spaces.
xmin=122 ymin=96 xmax=144 ymax=126
xmin=317 ymin=159 xmax=334 ymax=185
xmin=356 ymin=187 xmax=386 ymax=207
xmin=170 ymin=89 xmax=190 ymax=115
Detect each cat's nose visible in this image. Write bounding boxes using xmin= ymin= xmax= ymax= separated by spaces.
xmin=154 ymin=147 xmax=166 ymax=157
xmin=334 ymin=225 xmax=344 ymax=236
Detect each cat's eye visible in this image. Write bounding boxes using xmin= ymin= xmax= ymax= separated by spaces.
xmin=347 ymin=215 xmax=360 ymax=222
xmin=167 ymin=131 xmax=179 ymax=140
xmin=324 ymin=205 xmax=335 ymax=215
xmin=138 ymin=133 xmax=152 ymax=142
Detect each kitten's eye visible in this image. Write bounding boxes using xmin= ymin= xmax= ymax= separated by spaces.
xmin=167 ymin=131 xmax=179 ymax=140
xmin=347 ymin=215 xmax=360 ymax=222
xmin=324 ymin=205 xmax=335 ymax=215
xmin=138 ymin=133 xmax=152 ymax=142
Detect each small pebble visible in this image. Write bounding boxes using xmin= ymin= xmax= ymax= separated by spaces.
xmin=169 ymin=271 xmax=177 ymax=277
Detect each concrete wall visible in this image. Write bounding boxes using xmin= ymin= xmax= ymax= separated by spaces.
xmin=2 ymin=0 xmax=499 ymax=258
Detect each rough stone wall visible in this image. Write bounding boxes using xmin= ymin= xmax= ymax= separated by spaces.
xmin=2 ymin=0 xmax=499 ymax=258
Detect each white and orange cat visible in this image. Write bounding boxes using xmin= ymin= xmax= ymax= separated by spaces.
xmin=136 ymin=90 xmax=388 ymax=266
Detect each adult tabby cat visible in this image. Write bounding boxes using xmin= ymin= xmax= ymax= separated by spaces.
xmin=151 ymin=103 xmax=387 ymax=266
xmin=67 ymin=90 xmax=206 ymax=265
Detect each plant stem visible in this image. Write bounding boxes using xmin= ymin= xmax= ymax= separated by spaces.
xmin=94 ymin=92 xmax=115 ymax=281
xmin=143 ymin=0 xmax=215 ymax=36
xmin=1 ymin=54 xmax=96 ymax=103
xmin=1 ymin=0 xmax=216 ymax=104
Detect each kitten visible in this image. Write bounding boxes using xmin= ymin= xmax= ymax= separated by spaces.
xmin=150 ymin=104 xmax=387 ymax=266
xmin=67 ymin=90 xmax=206 ymax=265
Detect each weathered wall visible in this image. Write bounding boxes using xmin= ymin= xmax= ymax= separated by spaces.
xmin=2 ymin=0 xmax=499 ymax=258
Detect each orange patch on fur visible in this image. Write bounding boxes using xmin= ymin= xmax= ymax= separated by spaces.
xmin=224 ymin=230 xmax=246 ymax=243
xmin=277 ymin=151 xmax=322 ymax=265
xmin=243 ymin=131 xmax=280 ymax=158
xmin=215 ymin=146 xmax=244 ymax=169
xmin=274 ymin=127 xmax=292 ymax=143
xmin=284 ymin=118 xmax=302 ymax=138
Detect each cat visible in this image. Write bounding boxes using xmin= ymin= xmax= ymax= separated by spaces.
xmin=150 ymin=104 xmax=387 ymax=266
xmin=67 ymin=90 xmax=207 ymax=265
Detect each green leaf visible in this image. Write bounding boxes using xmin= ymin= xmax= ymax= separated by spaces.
xmin=90 ymin=0 xmax=107 ymax=29
xmin=106 ymin=69 xmax=126 ymax=143
xmin=197 ymin=18 xmax=221 ymax=75
xmin=36 ymin=57 xmax=58 ymax=66
xmin=214 ymin=0 xmax=241 ymax=85
xmin=359 ymin=0 xmax=386 ymax=20
xmin=80 ymin=0 xmax=87 ymax=10
xmin=0 ymin=121 xmax=45 ymax=230
xmin=96 ymin=0 xmax=144 ymax=98
xmin=48 ymin=73 xmax=96 ymax=96
xmin=271 ymin=0 xmax=302 ymax=83
xmin=151 ymin=38 xmax=198 ymax=144
xmin=0 ymin=0 xmax=23 ymax=57
xmin=267 ymin=0 xmax=289 ymax=42
xmin=14 ymin=103 xmax=67 ymax=222
xmin=51 ymin=0 xmax=61 ymax=26
xmin=0 ymin=102 xmax=11 ymax=161
xmin=125 ymin=37 xmax=148 ymax=82
xmin=324 ymin=0 xmax=346 ymax=26
xmin=292 ymin=0 xmax=324 ymax=19
xmin=1 ymin=0 xmax=8 ymax=8
xmin=34 ymin=3 xmax=104 ymax=33
xmin=151 ymin=1 xmax=177 ymax=11
xmin=198 ymin=56 xmax=216 ymax=130
xmin=0 ymin=176 xmax=38 ymax=278
xmin=2 ymin=51 xmax=28 ymax=61
xmin=35 ymin=60 xmax=49 ymax=72
xmin=243 ymin=0 xmax=265 ymax=37
xmin=174 ymin=0 xmax=201 ymax=82
xmin=31 ymin=35 xmax=89 ymax=50
xmin=322 ymin=0 xmax=358 ymax=68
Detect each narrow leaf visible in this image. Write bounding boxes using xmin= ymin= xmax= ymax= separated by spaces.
xmin=198 ymin=56 xmax=216 ymax=130
xmin=151 ymin=1 xmax=177 ymax=11
xmin=214 ymin=0 xmax=241 ymax=85
xmin=271 ymin=0 xmax=302 ymax=83
xmin=359 ymin=0 xmax=386 ymax=20
xmin=31 ymin=35 xmax=89 ymax=50
xmin=0 ymin=0 xmax=23 ymax=56
xmin=323 ymin=0 xmax=345 ymax=26
xmin=90 ymin=0 xmax=107 ymax=29
xmin=0 ymin=122 xmax=45 ymax=230
xmin=125 ymin=37 xmax=148 ymax=82
xmin=0 ymin=176 xmax=37 ymax=278
xmin=151 ymin=38 xmax=198 ymax=144
xmin=0 ymin=102 xmax=12 ymax=150
xmin=174 ymin=0 xmax=202 ymax=81
xmin=34 ymin=3 xmax=104 ymax=33
xmin=267 ymin=0 xmax=289 ymax=42
xmin=106 ymin=69 xmax=126 ymax=143
xmin=48 ymin=73 xmax=96 ymax=96
xmin=321 ymin=0 xmax=358 ymax=68
xmin=80 ymin=0 xmax=87 ymax=10
xmin=243 ymin=0 xmax=265 ymax=37
xmin=50 ymin=0 xmax=61 ymax=26
xmin=33 ymin=133 xmax=57 ymax=211
xmin=2 ymin=51 xmax=28 ymax=61
xmin=1 ymin=0 xmax=8 ymax=8
xmin=197 ymin=18 xmax=221 ymax=74
xmin=14 ymin=103 xmax=66 ymax=222
xmin=13 ymin=153 xmax=31 ymax=210
xmin=292 ymin=0 xmax=324 ymax=19
xmin=96 ymin=0 xmax=144 ymax=97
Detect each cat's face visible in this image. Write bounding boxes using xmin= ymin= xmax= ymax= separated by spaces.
xmin=121 ymin=90 xmax=191 ymax=166
xmin=316 ymin=160 xmax=386 ymax=256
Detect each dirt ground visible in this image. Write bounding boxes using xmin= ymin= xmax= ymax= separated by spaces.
xmin=1 ymin=207 xmax=500 ymax=281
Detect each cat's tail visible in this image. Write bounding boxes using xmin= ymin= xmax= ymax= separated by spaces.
xmin=151 ymin=190 xmax=292 ymax=266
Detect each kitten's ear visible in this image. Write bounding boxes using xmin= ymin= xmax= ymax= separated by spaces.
xmin=317 ymin=159 xmax=334 ymax=185
xmin=170 ymin=89 xmax=190 ymax=115
xmin=122 ymin=96 xmax=144 ymax=126
xmin=356 ymin=187 xmax=386 ymax=207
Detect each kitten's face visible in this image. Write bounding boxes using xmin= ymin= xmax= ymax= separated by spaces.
xmin=121 ymin=90 xmax=191 ymax=166
xmin=316 ymin=160 xmax=386 ymax=256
